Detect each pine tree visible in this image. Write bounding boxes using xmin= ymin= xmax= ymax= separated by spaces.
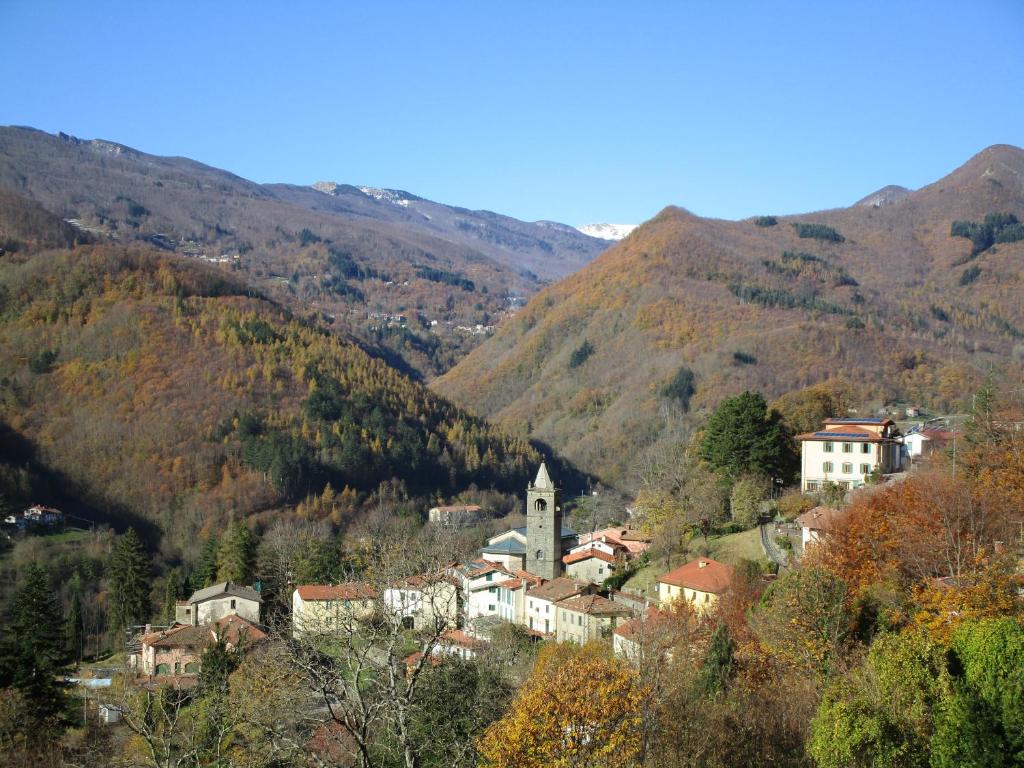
xmin=8 ymin=564 xmax=68 ymax=725
xmin=65 ymin=572 xmax=84 ymax=663
xmin=191 ymin=535 xmax=220 ymax=590
xmin=107 ymin=528 xmax=151 ymax=640
xmin=698 ymin=391 xmax=796 ymax=480
xmin=161 ymin=566 xmax=186 ymax=623
xmin=217 ymin=520 xmax=255 ymax=584
xmin=698 ymin=623 xmax=735 ymax=696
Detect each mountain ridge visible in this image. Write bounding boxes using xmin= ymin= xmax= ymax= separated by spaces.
xmin=435 ymin=144 xmax=1024 ymax=487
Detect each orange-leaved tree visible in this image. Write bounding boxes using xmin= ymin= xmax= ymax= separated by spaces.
xmin=477 ymin=642 xmax=648 ymax=768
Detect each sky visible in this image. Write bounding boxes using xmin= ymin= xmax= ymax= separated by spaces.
xmin=2 ymin=1 xmax=1023 ymax=226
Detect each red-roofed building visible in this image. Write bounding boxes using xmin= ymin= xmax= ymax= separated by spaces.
xmin=796 ymin=506 xmax=847 ymax=549
xmin=796 ymin=418 xmax=902 ymax=493
xmin=131 ymin=615 xmax=266 ymax=679
xmin=562 ymin=547 xmax=620 ymax=584
xmin=292 ymin=583 xmax=379 ymax=638
xmin=904 ymin=426 xmax=962 ymax=461
xmin=657 ymin=558 xmax=733 ymax=614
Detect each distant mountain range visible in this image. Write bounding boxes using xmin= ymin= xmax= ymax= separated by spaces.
xmin=0 ymin=126 xmax=609 ymax=377
xmin=436 ymin=145 xmax=1024 ymax=487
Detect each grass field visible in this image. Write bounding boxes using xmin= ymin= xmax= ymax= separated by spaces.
xmin=622 ymin=527 xmax=769 ymax=599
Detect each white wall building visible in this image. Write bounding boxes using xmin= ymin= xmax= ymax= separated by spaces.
xmin=796 ymin=418 xmax=902 ymax=493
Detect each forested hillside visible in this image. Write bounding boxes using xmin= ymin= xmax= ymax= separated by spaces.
xmin=0 ymin=242 xmax=545 ymax=555
xmin=436 ymin=145 xmax=1024 ymax=486
xmin=0 ymin=127 xmax=608 ymax=377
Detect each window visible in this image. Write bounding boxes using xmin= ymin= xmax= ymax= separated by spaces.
xmin=156 ymin=663 xmax=170 ymax=676
xmin=861 ymin=443 xmax=871 ymax=454
xmin=174 ymin=661 xmax=181 ymax=674
xmin=860 ymin=464 xmax=871 ymax=475
xmin=230 ymin=599 xmax=236 ymax=610
xmin=842 ymin=442 xmax=853 ymax=453
xmin=545 ymin=604 xmax=550 ymax=614
xmin=842 ymin=462 xmax=853 ymax=474
xmin=823 ymin=442 xmax=834 ymax=453
xmin=823 ymin=462 xmax=834 ymax=473
xmin=535 ymin=549 xmax=544 ymax=561
xmin=488 ymin=604 xmax=495 ymax=612
xmin=534 ymin=498 xmax=547 ymax=511
xmin=805 ymin=481 xmax=820 ymax=491
xmin=183 ymin=662 xmax=198 ymax=674
xmin=486 ymin=572 xmax=492 ymax=581
xmin=838 ymin=481 xmax=850 ymax=490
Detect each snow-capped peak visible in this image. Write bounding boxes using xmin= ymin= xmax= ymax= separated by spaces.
xmin=576 ymin=223 xmax=638 ymax=241
xmin=358 ymin=186 xmax=410 ymax=207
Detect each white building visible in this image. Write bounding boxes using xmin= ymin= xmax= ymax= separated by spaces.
xmin=383 ymin=573 xmax=461 ymax=631
xmin=291 ymin=583 xmax=377 ymax=638
xmin=903 ymin=425 xmax=960 ymax=460
xmin=524 ymin=577 xmax=592 ymax=636
xmin=796 ymin=418 xmax=902 ymax=493
xmin=795 ymin=506 xmax=845 ymax=550
xmin=454 ymin=560 xmax=514 ymax=628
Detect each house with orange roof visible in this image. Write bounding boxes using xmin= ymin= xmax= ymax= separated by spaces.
xmin=612 ymin=608 xmax=682 ymax=662
xmin=555 ymin=594 xmax=632 ymax=644
xmin=795 ymin=506 xmax=847 ymax=549
xmin=291 ymin=583 xmax=379 ymax=638
xmin=573 ymin=525 xmax=651 ymax=557
xmin=796 ymin=418 xmax=903 ymax=493
xmin=656 ymin=557 xmax=733 ymax=614
xmin=562 ymin=547 xmax=620 ymax=585
xmin=494 ymin=571 xmax=544 ymax=626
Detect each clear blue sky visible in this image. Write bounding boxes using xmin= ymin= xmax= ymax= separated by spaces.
xmin=2 ymin=1 xmax=1023 ymax=225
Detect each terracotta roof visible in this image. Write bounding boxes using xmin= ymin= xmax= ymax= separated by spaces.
xmin=558 ymin=594 xmax=632 ymax=617
xmin=917 ymin=428 xmax=961 ymax=441
xmin=795 ymin=426 xmax=889 ymax=442
xmin=497 ymin=578 xmax=526 ymax=589
xmin=526 ymin=577 xmax=590 ymax=603
xmin=429 ymin=504 xmax=482 ymax=514
xmin=562 ymin=548 xmax=617 ymax=565
xmin=142 ymin=615 xmax=266 ymax=649
xmin=613 ymin=607 xmax=673 ymax=640
xmin=296 ymin=583 xmax=378 ymax=601
xmin=658 ymin=558 xmax=733 ymax=594
xmin=796 ymin=506 xmax=846 ymax=533
xmin=823 ymin=418 xmax=894 ymax=426
xmin=439 ymin=629 xmax=487 ymax=650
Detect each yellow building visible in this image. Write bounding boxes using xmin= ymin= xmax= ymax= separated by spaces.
xmin=656 ymin=557 xmax=733 ymax=614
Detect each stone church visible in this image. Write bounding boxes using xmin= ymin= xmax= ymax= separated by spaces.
xmin=480 ymin=462 xmax=577 ymax=578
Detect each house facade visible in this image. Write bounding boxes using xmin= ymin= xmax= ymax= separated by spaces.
xmin=657 ymin=558 xmax=733 ymax=614
xmin=383 ymin=574 xmax=461 ymax=631
xmin=796 ymin=506 xmax=845 ymax=549
xmin=555 ymin=594 xmax=631 ymax=644
xmin=427 ymin=504 xmax=482 ymax=527
xmin=796 ymin=418 xmax=902 ymax=493
xmin=562 ymin=548 xmax=618 ymax=584
xmin=135 ymin=614 xmax=266 ymax=678
xmin=176 ymin=582 xmax=261 ymax=626
xmin=524 ymin=577 xmax=593 ymax=636
xmin=292 ymin=583 xmax=378 ymax=638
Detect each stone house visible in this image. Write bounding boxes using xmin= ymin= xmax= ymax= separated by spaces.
xmin=292 ymin=583 xmax=378 ymax=638
xmin=427 ymin=504 xmax=482 ymax=527
xmin=657 ymin=558 xmax=733 ymax=614
xmin=555 ymin=594 xmax=631 ymax=644
xmin=176 ymin=582 xmax=261 ymax=626
xmin=796 ymin=506 xmax=845 ymax=550
xmin=135 ymin=614 xmax=266 ymax=678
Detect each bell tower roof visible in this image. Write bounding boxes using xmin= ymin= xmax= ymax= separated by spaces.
xmin=532 ymin=461 xmax=554 ymax=490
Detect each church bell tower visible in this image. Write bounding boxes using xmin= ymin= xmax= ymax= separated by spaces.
xmin=526 ymin=461 xmax=562 ymax=579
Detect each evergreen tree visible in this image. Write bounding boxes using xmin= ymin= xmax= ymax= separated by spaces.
xmin=217 ymin=520 xmax=255 ymax=584
xmin=7 ymin=564 xmax=68 ymax=725
xmin=698 ymin=391 xmax=796 ymax=480
xmin=191 ymin=535 xmax=220 ymax=590
xmin=65 ymin=572 xmax=84 ymax=663
xmin=698 ymin=623 xmax=735 ymax=696
xmin=161 ymin=566 xmax=186 ymax=623
xmin=107 ymin=528 xmax=151 ymax=640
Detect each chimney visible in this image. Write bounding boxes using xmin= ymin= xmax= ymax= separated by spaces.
xmin=144 ymin=624 xmax=151 ymax=635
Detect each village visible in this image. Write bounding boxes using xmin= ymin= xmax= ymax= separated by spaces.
xmin=107 ymin=413 xmax=977 ymax=693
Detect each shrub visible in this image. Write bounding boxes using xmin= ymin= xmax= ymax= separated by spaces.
xmin=568 ymin=339 xmax=594 ymax=369
xmin=28 ymin=349 xmax=58 ymax=374
xmin=733 ymin=351 xmax=757 ymax=365
xmin=661 ymin=365 xmax=696 ymax=411
xmin=753 ymin=216 xmax=777 ymax=227
xmin=959 ymin=266 xmax=981 ymax=286
xmin=792 ymin=223 xmax=845 ymax=242
xmin=299 ymin=228 xmax=322 ymax=247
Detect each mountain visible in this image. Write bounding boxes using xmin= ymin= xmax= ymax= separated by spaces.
xmin=854 ymin=184 xmax=912 ymax=208
xmin=295 ymin=181 xmax=606 ymax=281
xmin=0 ymin=233 xmax=549 ymax=554
xmin=0 ymin=127 xmax=608 ymax=378
xmin=576 ymin=223 xmax=639 ymax=241
xmin=435 ymin=145 xmax=1024 ymax=487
